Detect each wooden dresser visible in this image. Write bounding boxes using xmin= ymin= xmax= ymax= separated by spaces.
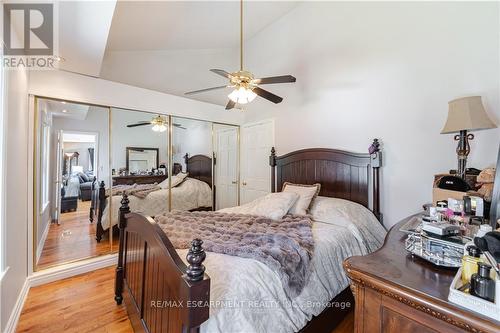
xmin=344 ymin=215 xmax=500 ymax=333
xmin=112 ymin=174 xmax=167 ymax=186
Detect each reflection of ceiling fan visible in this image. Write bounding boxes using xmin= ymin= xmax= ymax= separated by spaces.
xmin=126 ymin=115 xmax=186 ymax=132
xmin=185 ymin=0 xmax=296 ymax=110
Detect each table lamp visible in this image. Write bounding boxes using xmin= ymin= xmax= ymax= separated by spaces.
xmin=441 ymin=96 xmax=497 ymax=179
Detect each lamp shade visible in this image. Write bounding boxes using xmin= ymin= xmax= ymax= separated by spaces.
xmin=441 ymin=96 xmax=497 ymax=134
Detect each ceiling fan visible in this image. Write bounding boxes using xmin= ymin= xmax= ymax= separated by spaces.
xmin=185 ymin=0 xmax=296 ymax=110
xmin=127 ymin=115 xmax=186 ymax=132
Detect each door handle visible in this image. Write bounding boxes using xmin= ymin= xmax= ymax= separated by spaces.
xmin=242 ymin=181 xmax=247 ymax=186
xmin=231 ymin=181 xmax=237 ymax=184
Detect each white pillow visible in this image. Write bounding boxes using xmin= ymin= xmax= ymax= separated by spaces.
xmin=218 ymin=192 xmax=299 ymax=220
xmin=282 ymin=182 xmax=321 ymax=215
xmin=158 ymin=173 xmax=189 ymax=189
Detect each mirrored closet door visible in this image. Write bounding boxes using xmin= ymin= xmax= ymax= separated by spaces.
xmin=171 ymin=117 xmax=214 ymax=211
xmin=34 ymin=99 xmax=240 ymax=271
xmin=110 ymin=108 xmax=169 ymax=252
xmin=34 ymin=97 xmax=111 ymax=271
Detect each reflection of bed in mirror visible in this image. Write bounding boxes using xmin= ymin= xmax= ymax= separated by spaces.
xmin=93 ymin=153 xmax=213 ymax=242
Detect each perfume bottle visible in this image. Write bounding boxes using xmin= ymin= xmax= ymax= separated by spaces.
xmin=470 ymin=262 xmax=495 ymax=302
xmin=461 ymin=246 xmax=482 ymax=284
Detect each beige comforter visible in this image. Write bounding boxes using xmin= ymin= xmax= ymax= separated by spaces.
xmin=175 ymin=199 xmax=386 ymax=333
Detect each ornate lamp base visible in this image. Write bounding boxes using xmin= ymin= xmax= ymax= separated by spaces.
xmin=454 ymin=130 xmax=474 ymax=179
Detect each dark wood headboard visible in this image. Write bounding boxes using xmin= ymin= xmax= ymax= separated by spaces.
xmin=270 ymin=139 xmax=382 ymax=221
xmin=184 ymin=153 xmax=212 ymax=187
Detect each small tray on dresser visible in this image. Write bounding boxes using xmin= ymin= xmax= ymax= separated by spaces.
xmin=448 ymin=267 xmax=500 ymax=321
xmin=405 ymin=233 xmax=464 ymax=268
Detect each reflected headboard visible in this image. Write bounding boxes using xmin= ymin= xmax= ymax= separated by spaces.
xmin=184 ymin=153 xmax=212 ymax=187
xmin=270 ymin=139 xmax=382 ymax=221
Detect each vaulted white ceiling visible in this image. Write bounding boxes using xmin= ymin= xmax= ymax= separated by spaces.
xmin=100 ymin=1 xmax=299 ymax=106
xmin=55 ymin=1 xmax=300 ymax=107
xmin=57 ymin=1 xmax=116 ymax=77
xmin=106 ymin=1 xmax=299 ymax=51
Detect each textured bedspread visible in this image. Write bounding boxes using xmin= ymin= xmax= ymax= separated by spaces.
xmin=100 ymin=178 xmax=212 ymax=229
xmin=155 ymin=211 xmax=315 ymax=298
xmin=110 ymin=183 xmax=160 ymax=198
xmin=168 ymin=201 xmax=385 ymax=333
xmin=177 ymin=221 xmax=378 ymax=333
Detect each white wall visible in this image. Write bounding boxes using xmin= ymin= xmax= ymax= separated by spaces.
xmin=1 ymin=45 xmax=30 ymax=333
xmin=111 ymin=108 xmax=168 ymax=171
xmin=243 ymin=2 xmax=500 ymax=228
xmin=52 ymin=107 xmax=110 ymax=184
xmin=172 ymin=118 xmax=212 ymax=171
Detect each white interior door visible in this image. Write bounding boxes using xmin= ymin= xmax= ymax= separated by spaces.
xmin=215 ymin=126 xmax=239 ymax=209
xmin=240 ymin=120 xmax=274 ymax=204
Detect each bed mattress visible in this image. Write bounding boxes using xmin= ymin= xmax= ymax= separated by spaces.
xmin=175 ymin=205 xmax=385 ymax=333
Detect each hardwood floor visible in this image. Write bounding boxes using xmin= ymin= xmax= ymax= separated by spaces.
xmin=38 ymin=200 xmax=118 ymax=270
xmin=17 ymin=267 xmax=132 ymax=333
xmin=17 ymin=267 xmax=354 ymax=333
xmin=333 ymin=310 xmax=354 ymax=333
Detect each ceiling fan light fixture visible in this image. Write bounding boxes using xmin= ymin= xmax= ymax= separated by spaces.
xmin=228 ymin=86 xmax=257 ymax=104
xmin=152 ymin=124 xmax=167 ymax=132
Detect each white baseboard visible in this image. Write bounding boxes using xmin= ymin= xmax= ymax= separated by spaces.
xmin=36 ymin=221 xmax=51 ymax=263
xmin=4 ymin=254 xmax=117 ymax=333
xmin=3 ymin=278 xmax=30 ymax=333
xmin=29 ymin=253 xmax=117 ymax=287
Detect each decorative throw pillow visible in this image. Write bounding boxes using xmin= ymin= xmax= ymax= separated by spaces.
xmin=218 ymin=192 xmax=299 ymax=220
xmin=172 ymin=172 xmax=189 ymax=187
xmin=158 ymin=173 xmax=189 ymax=189
xmin=78 ymin=172 xmax=89 ymax=183
xmin=282 ymin=182 xmax=321 ymax=215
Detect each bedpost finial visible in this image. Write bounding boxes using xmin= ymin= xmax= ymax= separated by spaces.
xmin=186 ymin=238 xmax=206 ymax=282
xmin=369 ymin=139 xmax=380 ymax=154
xmin=270 ymin=147 xmax=277 ymax=167
xmin=120 ymin=194 xmax=130 ymax=214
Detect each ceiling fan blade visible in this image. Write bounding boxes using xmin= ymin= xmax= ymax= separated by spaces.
xmin=127 ymin=122 xmax=152 ymax=128
xmin=253 ymin=87 xmax=283 ymax=104
xmin=254 ymin=75 xmax=296 ymax=85
xmin=173 ymin=123 xmax=187 ymax=130
xmin=185 ymin=85 xmax=228 ymax=95
xmin=225 ymin=100 xmax=236 ymax=110
xmin=210 ymin=69 xmax=232 ymax=79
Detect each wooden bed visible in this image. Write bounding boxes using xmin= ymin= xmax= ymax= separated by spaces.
xmin=92 ymin=154 xmax=213 ymax=242
xmin=114 ymin=139 xmax=383 ymax=333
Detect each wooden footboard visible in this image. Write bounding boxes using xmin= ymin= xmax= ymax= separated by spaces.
xmin=115 ymin=194 xmax=210 ymax=333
